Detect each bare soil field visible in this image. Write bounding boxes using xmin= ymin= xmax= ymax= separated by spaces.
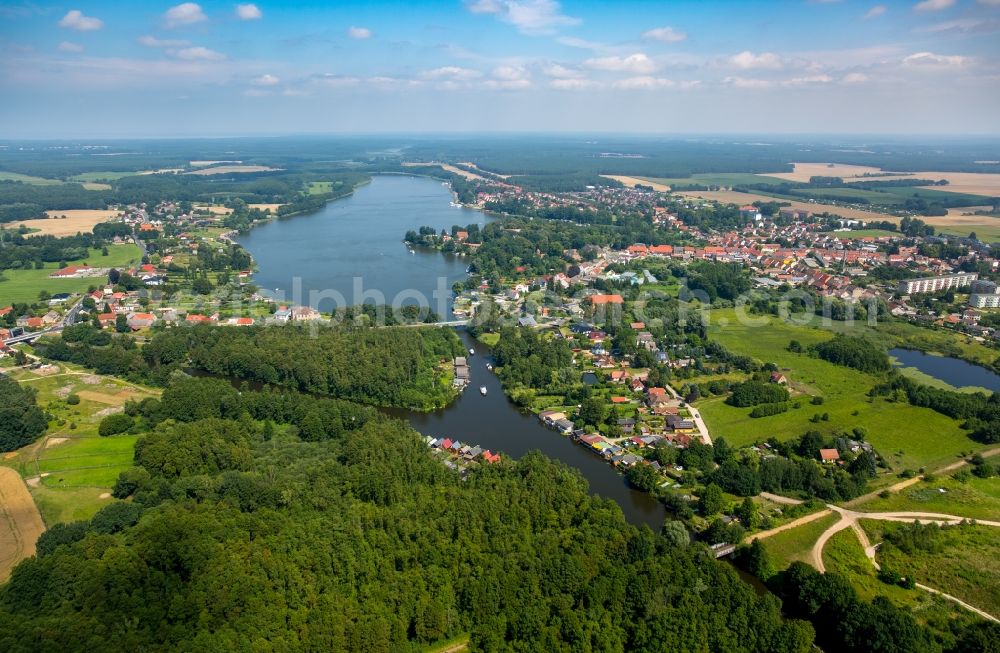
xmin=186 ymin=165 xmax=280 ymax=176
xmin=601 ymin=175 xmax=671 ymax=192
xmin=196 ymin=204 xmax=233 ymax=215
xmin=5 ymin=209 xmax=121 ymax=236
xmin=190 ymin=160 xmax=241 ymax=167
xmin=76 ymin=389 xmax=138 ymax=405
xmin=675 ymin=189 xmax=895 ymax=221
xmin=249 ymin=203 xmax=284 ymax=212
xmin=0 ymin=467 xmax=46 ymax=582
xmin=770 ymin=162 xmax=888 ymax=183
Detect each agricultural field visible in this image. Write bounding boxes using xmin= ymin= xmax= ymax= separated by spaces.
xmin=4 ymin=208 xmax=121 ymax=236
xmin=68 ymin=171 xmax=139 ymax=182
xmin=0 ymin=243 xmax=142 ymax=305
xmin=675 ymin=189 xmax=897 ymax=221
xmin=0 ymin=171 xmax=62 ymax=185
xmin=1 ymin=362 xmax=158 ymax=525
xmin=637 ymin=172 xmax=789 ymax=188
xmin=186 ymin=165 xmax=280 ymax=175
xmin=696 ymin=309 xmax=983 ymax=471
xmin=772 ymin=163 xmax=1000 ymax=198
xmin=862 ymin=519 xmax=1000 ymax=618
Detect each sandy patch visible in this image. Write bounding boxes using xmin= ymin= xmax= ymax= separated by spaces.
xmin=45 ymin=437 xmax=69 ymax=448
xmin=3 ymin=452 xmax=17 ymax=460
xmin=402 ymin=161 xmax=490 ymax=182
xmin=25 ymin=476 xmax=40 ymax=487
xmin=31 ymin=364 xmax=60 ymax=376
xmin=6 ymin=209 xmax=121 ymax=237
xmin=248 ymin=203 xmax=284 ymax=212
xmin=675 ymin=189 xmax=895 ymax=221
xmin=195 ymin=204 xmax=234 ymax=215
xmin=602 ymin=175 xmax=671 ymax=192
xmin=190 ymin=160 xmax=241 ymax=167
xmin=0 ymin=467 xmax=46 ymax=582
xmin=80 ymin=375 xmax=101 ymax=385
xmin=94 ymin=406 xmax=125 ymax=417
xmin=54 ymin=385 xmax=74 ymax=399
xmin=186 ymin=165 xmax=279 ymax=176
xmin=99 ymin=492 xmax=111 ymax=499
xmin=459 ymin=162 xmax=508 ymax=178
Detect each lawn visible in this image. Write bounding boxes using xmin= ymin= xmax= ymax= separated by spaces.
xmin=696 ymin=309 xmax=979 ymax=471
xmin=308 ymin=181 xmax=333 ymax=194
xmin=760 ymin=512 xmax=838 ymax=570
xmin=0 ymin=171 xmax=62 ymax=185
xmin=0 ymin=244 xmax=142 ymax=305
xmin=863 ymin=519 xmax=1000 ymax=617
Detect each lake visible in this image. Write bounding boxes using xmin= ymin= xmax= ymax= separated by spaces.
xmin=237 ymin=174 xmax=668 ymax=528
xmin=890 ymin=348 xmax=1000 ymax=392
xmin=236 ymin=175 xmax=488 ymax=319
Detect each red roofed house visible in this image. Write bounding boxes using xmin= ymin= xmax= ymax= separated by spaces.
xmin=611 ymin=396 xmax=630 ymax=404
xmin=819 ymin=448 xmax=840 ymax=463
xmin=590 ymin=294 xmax=624 ymax=305
xmin=127 ymin=312 xmax=156 ymax=330
xmin=50 ymin=265 xmax=92 ymax=278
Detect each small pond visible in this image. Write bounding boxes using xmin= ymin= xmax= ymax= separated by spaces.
xmin=889 ymin=348 xmax=1000 ymax=392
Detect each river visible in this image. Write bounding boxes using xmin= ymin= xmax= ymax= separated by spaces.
xmin=237 ymin=175 xmax=668 ymax=528
xmin=890 ymin=348 xmax=1000 ymax=392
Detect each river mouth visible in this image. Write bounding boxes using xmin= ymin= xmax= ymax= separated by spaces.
xmin=889 ymin=348 xmax=1000 ymax=392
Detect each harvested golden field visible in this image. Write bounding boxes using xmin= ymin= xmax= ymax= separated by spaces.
xmin=0 ymin=467 xmax=46 ymax=582
xmin=249 ymin=203 xmax=284 ymax=212
xmin=190 ymin=160 xmax=240 ymax=166
xmin=774 ymin=162 xmax=1000 ymax=197
xmin=195 ymin=204 xmax=233 ymax=215
xmin=675 ymin=189 xmax=895 ymax=221
xmin=601 ymin=175 xmax=671 ymax=192
xmin=5 ymin=209 xmax=121 ymax=236
xmin=186 ymin=165 xmax=280 ymax=176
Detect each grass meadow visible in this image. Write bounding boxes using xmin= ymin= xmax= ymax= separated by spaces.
xmin=0 ymin=244 xmax=142 ymax=305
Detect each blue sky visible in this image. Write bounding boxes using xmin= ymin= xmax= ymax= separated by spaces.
xmin=1 ymin=0 xmax=999 ymax=136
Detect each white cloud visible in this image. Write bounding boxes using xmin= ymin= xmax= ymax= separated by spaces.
xmin=842 ymin=72 xmax=870 ymax=83
xmin=419 ymin=66 xmax=483 ymax=80
xmin=465 ymin=0 xmax=580 ymax=35
xmin=865 ymin=4 xmax=887 ymax=18
xmin=164 ymin=3 xmax=207 ymax=28
xmin=584 ymin=53 xmax=657 ymax=74
xmin=173 ymin=46 xmax=225 ymax=61
xmin=483 ymin=78 xmax=531 ymax=89
xmin=57 ymin=41 xmax=84 ymax=53
xmin=235 ymin=4 xmax=262 ymax=20
xmin=347 ymin=26 xmax=372 ymax=39
xmin=492 ymin=65 xmax=529 ymax=80
xmin=543 ymin=63 xmax=583 ymax=78
xmin=918 ymin=18 xmax=1000 ymax=34
xmin=914 ymin=0 xmax=955 ymax=11
xmin=253 ymin=73 xmax=280 ymax=86
xmin=313 ymin=74 xmax=361 ymax=88
xmin=722 ymin=76 xmax=772 ymax=89
xmin=782 ymin=74 xmax=832 ymax=86
xmin=642 ymin=26 xmax=687 ymax=43
xmin=729 ymin=50 xmax=783 ymax=70
xmin=612 ymin=76 xmax=675 ymax=89
xmin=58 ymin=10 xmax=103 ymax=31
xmin=549 ymin=78 xmax=598 ymax=90
xmin=137 ymin=35 xmax=190 ymax=48
xmin=902 ymin=51 xmax=968 ymax=66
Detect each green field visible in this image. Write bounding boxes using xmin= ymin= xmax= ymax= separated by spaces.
xmin=821 ymin=229 xmax=899 ymax=239
xmin=639 ymin=173 xmax=788 ymax=188
xmin=696 ymin=310 xmax=979 ymax=471
xmin=308 ymin=181 xmax=333 ymax=194
xmin=2 ymin=364 xmax=157 ymax=524
xmin=863 ymin=520 xmax=1000 ymax=617
xmin=759 ymin=512 xmax=838 ymax=569
xmin=68 ymin=171 xmax=138 ymax=182
xmin=854 ymin=469 xmax=1000 ymax=521
xmin=0 ymin=244 xmax=142 ymax=305
xmin=0 ymin=171 xmax=62 ymax=185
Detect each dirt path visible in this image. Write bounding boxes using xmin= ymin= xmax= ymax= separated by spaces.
xmin=759 ymin=492 xmax=804 ymax=506
xmin=746 ymin=508 xmax=833 ymax=543
xmin=0 ymin=467 xmax=46 ymax=582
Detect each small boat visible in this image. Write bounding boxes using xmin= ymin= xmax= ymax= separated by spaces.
xmin=480 ymin=386 xmax=488 ymax=396
xmin=468 ymin=348 xmax=475 ymax=356
xmin=486 ymin=363 xmax=493 ymax=371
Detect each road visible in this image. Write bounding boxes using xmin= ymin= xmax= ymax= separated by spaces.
xmin=3 ymin=295 xmax=86 ymax=346
xmin=662 ymin=381 xmax=713 ymax=445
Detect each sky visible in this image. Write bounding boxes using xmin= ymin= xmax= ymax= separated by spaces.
xmin=1 ymin=0 xmax=999 ymax=137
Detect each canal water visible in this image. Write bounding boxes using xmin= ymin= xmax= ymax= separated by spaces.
xmin=237 ymin=174 xmax=667 ymax=528
xmin=236 ymin=175 xmax=489 ymax=319
xmin=890 ymin=348 xmax=1000 ymax=392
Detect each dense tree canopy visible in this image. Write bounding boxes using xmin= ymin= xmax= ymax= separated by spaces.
xmin=0 ymin=374 xmax=47 ymax=452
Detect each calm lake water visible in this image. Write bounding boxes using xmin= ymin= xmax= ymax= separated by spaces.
xmin=237 ymin=174 xmax=667 ymax=528
xmin=236 ymin=175 xmax=488 ymax=319
xmin=890 ymin=348 xmax=1000 ymax=392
